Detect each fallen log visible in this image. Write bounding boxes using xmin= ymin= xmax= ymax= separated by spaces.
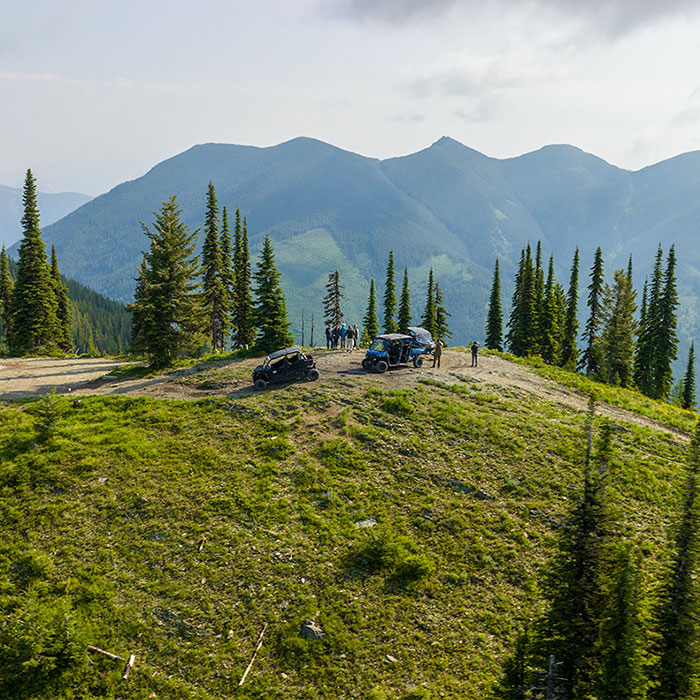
xmin=238 ymin=624 xmax=267 ymax=687
xmin=87 ymin=645 xmax=125 ymax=662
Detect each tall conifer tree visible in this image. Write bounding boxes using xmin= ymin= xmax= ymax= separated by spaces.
xmin=600 ymin=268 xmax=637 ymax=387
xmin=561 ymin=247 xmax=580 ymax=369
xmin=220 ymin=206 xmax=234 ymax=341
xmin=485 ymin=258 xmax=503 ymax=351
xmin=681 ymin=343 xmax=696 ymax=411
xmin=233 ymin=211 xmax=255 ymax=348
xmin=252 ymin=234 xmax=293 ymax=352
xmin=421 ymin=267 xmax=437 ymax=337
xmin=398 ymin=267 xmax=411 ymax=334
xmin=634 ymin=248 xmax=664 ymax=396
xmin=579 ymin=247 xmax=605 ymax=376
xmin=532 ymin=241 xmax=545 ymax=354
xmin=50 ymin=245 xmax=72 ymax=352
xmin=383 ymin=250 xmax=397 ymax=333
xmin=8 ymin=169 xmax=60 ymax=355
xmin=0 ymin=245 xmax=13 ymax=341
xmin=540 ymin=256 xmax=561 ymax=364
xmin=434 ymin=282 xmax=451 ymax=344
xmin=201 ymin=182 xmax=227 ymax=352
xmin=507 ymin=245 xmax=535 ymax=356
xmin=652 ymin=245 xmax=679 ymax=400
xmin=363 ymin=279 xmax=380 ymax=342
xmin=323 ymin=269 xmax=344 ymax=328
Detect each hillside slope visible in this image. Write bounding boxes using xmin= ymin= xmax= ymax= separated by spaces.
xmin=0 ymin=351 xmax=695 ymax=699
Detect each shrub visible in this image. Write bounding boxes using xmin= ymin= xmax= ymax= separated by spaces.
xmin=359 ymin=527 xmax=435 ymax=582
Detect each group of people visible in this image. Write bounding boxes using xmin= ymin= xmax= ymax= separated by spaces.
xmin=326 ymin=322 xmax=360 ymax=351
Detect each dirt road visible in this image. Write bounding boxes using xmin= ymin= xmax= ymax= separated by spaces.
xmin=0 ymin=350 xmax=691 ymax=440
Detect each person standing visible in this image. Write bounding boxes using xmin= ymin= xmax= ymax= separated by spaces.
xmin=471 ymin=340 xmax=480 ymax=367
xmin=346 ymin=324 xmax=355 ymax=351
xmin=325 ymin=324 xmax=333 ymax=349
xmin=432 ymin=339 xmax=443 ymax=368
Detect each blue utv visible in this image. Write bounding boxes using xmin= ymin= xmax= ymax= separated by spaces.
xmin=361 ymin=333 xmax=428 ymax=373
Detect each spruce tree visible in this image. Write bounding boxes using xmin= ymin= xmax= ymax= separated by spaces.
xmin=363 ymin=279 xmax=380 ymax=342
xmin=421 ymin=267 xmax=437 ymax=338
xmin=540 ymin=256 xmax=561 ymax=365
xmin=50 ymin=245 xmax=72 ymax=352
xmin=7 ymin=169 xmax=60 ymax=355
xmin=323 ymin=269 xmax=344 ymax=328
xmin=383 ymin=250 xmax=397 ymax=333
xmin=434 ymin=282 xmax=451 ymax=344
xmin=652 ymin=245 xmax=679 ymax=400
xmin=579 ymin=247 xmax=605 ymax=376
xmin=252 ymin=234 xmax=293 ymax=353
xmin=533 ymin=241 xmax=545 ymax=354
xmin=634 ymin=248 xmax=663 ymax=396
xmin=560 ymin=247 xmax=580 ymax=369
xmin=682 ymin=343 xmax=696 ymax=411
xmin=398 ymin=267 xmax=412 ymax=334
xmin=506 ymin=245 xmax=535 ymax=356
xmin=600 ymin=268 xmax=637 ymax=387
xmin=128 ymin=196 xmax=203 ymax=367
xmin=220 ymin=206 xmax=235 ymax=340
xmin=0 ymin=245 xmax=13 ymax=342
xmin=652 ymin=420 xmax=700 ymax=700
xmin=232 ymin=211 xmax=255 ymax=349
xmin=485 ymin=258 xmax=503 ymax=351
xmin=201 ymin=182 xmax=227 ymax=352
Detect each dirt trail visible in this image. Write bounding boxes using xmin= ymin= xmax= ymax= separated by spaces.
xmin=0 ymin=351 xmax=690 ymax=440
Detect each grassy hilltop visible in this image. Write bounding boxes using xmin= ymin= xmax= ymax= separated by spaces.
xmin=0 ymin=352 xmax=696 ymax=699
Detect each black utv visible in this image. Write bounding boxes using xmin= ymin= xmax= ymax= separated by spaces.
xmin=361 ymin=333 xmax=427 ymax=373
xmin=252 ymin=347 xmax=319 ymax=389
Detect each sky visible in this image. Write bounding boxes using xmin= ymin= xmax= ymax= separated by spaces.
xmin=3 ymin=0 xmax=700 ymax=196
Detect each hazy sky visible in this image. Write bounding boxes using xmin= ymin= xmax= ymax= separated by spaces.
xmin=3 ymin=0 xmax=700 ymax=195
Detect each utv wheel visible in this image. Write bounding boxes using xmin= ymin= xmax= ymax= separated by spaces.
xmin=413 ymin=356 xmax=424 ymax=368
xmin=254 ymin=378 xmax=267 ymax=390
xmin=307 ymin=368 xmax=320 ymax=381
xmin=376 ymin=360 xmax=388 ymax=374
xmin=362 ymin=358 xmax=372 ymax=371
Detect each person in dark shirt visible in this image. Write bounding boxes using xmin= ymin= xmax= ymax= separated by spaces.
xmin=471 ymin=340 xmax=480 ymax=367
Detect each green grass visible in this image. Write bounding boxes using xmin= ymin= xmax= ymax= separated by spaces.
xmin=0 ymin=371 xmax=694 ymax=699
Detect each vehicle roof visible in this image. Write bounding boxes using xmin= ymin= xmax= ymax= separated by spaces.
xmin=375 ymin=333 xmax=412 ymax=341
xmin=408 ymin=326 xmax=432 ymax=336
xmin=267 ymin=346 xmax=302 ymax=360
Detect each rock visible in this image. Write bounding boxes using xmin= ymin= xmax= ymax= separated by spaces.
xmin=300 ymin=618 xmax=326 ymax=640
xmin=386 ymin=654 xmax=399 ymax=663
xmin=476 ymin=489 xmax=493 ymax=500
xmin=97 ymin=476 xmax=107 ymax=484
xmin=355 ymin=518 xmax=378 ymax=529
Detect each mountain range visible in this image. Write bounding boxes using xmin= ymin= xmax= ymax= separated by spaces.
xmin=0 ymin=185 xmax=91 ymax=249
xmin=7 ymin=136 xmax=700 ymax=366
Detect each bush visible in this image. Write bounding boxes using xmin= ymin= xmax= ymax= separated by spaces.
xmin=359 ymin=527 xmax=435 ymax=582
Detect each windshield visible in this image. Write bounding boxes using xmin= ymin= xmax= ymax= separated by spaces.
xmin=369 ymin=338 xmax=387 ymax=351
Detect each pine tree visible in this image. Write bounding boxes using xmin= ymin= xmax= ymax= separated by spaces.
xmin=421 ymin=267 xmax=437 ymax=338
xmin=532 ymin=241 xmax=545 ymax=354
xmin=363 ymin=279 xmax=380 ymax=342
xmin=652 ymin=245 xmax=679 ymax=400
xmin=398 ymin=268 xmax=411 ymax=334
xmin=0 ymin=245 xmax=13 ymax=341
xmin=507 ymin=245 xmax=535 ymax=356
xmin=7 ymin=169 xmax=60 ymax=355
xmin=560 ymin=247 xmax=580 ymax=369
xmin=323 ymin=269 xmax=344 ymax=328
xmin=232 ymin=211 xmax=255 ymax=349
xmin=383 ymin=250 xmax=397 ymax=333
xmin=201 ymin=182 xmax=228 ymax=352
xmin=127 ymin=196 xmax=203 ymax=367
xmin=220 ymin=206 xmax=235 ymax=341
xmin=634 ymin=248 xmax=663 ymax=396
xmin=652 ymin=420 xmax=700 ymax=700
xmin=540 ymin=256 xmax=561 ymax=365
xmin=485 ymin=258 xmax=503 ymax=351
xmin=50 ymin=245 xmax=72 ymax=352
xmin=434 ymin=282 xmax=451 ymax=344
xmin=579 ymin=247 xmax=605 ymax=376
xmin=253 ymin=234 xmax=293 ymax=353
xmin=682 ymin=343 xmax=696 ymax=411
xmin=600 ymin=268 xmax=637 ymax=387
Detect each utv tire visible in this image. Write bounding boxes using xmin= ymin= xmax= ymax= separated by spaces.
xmin=254 ymin=378 xmax=267 ymax=390
xmin=362 ymin=358 xmax=372 ymax=371
xmin=307 ymin=368 xmax=320 ymax=381
xmin=413 ymin=356 xmax=424 ymax=368
xmin=376 ymin=360 xmax=388 ymax=374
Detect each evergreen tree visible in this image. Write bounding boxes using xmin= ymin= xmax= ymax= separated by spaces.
xmin=600 ymin=268 xmax=637 ymax=387
xmin=50 ymin=245 xmax=72 ymax=352
xmin=127 ymin=196 xmax=203 ymax=367
xmin=560 ymin=247 xmax=580 ymax=369
xmin=652 ymin=245 xmax=679 ymax=400
xmin=252 ymin=234 xmax=293 ymax=353
xmin=434 ymin=282 xmax=451 ymax=344
xmin=232 ymin=211 xmax=255 ymax=348
xmin=506 ymin=245 xmax=535 ymax=356
xmin=0 ymin=245 xmax=13 ymax=341
xmin=398 ymin=267 xmax=412 ymax=334
xmin=220 ymin=206 xmax=235 ymax=339
xmin=579 ymin=247 xmax=605 ymax=376
xmin=421 ymin=267 xmax=437 ymax=337
xmin=540 ymin=256 xmax=561 ymax=365
xmin=323 ymin=269 xmax=344 ymax=328
xmin=201 ymin=182 xmax=227 ymax=352
xmin=485 ymin=258 xmax=503 ymax=351
xmin=652 ymin=421 xmax=700 ymax=700
xmin=681 ymin=343 xmax=696 ymax=411
xmin=543 ymin=400 xmax=618 ymax=698
xmin=363 ymin=279 xmax=380 ymax=341
xmin=634 ymin=248 xmax=663 ymax=396
xmin=7 ymin=169 xmax=60 ymax=355
xmin=533 ymin=241 xmax=545 ymax=354
xmin=383 ymin=250 xmax=397 ymax=333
